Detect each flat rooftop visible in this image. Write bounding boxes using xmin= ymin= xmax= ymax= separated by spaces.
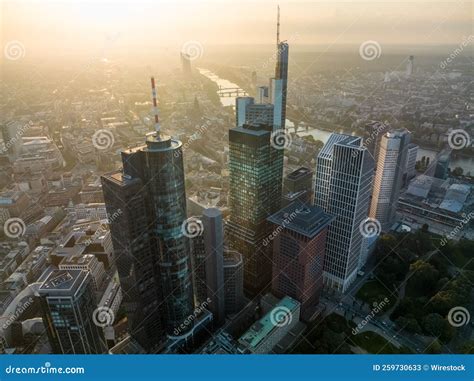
xmin=267 ymin=202 xmax=334 ymax=239
xmin=239 ymin=296 xmax=300 ymax=350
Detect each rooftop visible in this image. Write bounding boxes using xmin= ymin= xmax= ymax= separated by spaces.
xmin=239 ymin=296 xmax=300 ymax=350
xmin=267 ymin=202 xmax=334 ymax=239
xmin=39 ymin=269 xmax=88 ymax=293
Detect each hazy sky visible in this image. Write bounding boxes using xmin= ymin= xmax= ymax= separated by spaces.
xmin=2 ymin=0 xmax=472 ymax=59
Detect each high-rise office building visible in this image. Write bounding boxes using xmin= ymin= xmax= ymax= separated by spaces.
xmin=102 ymin=78 xmax=194 ymax=347
xmin=274 ymin=6 xmax=288 ymax=130
xmin=39 ymin=269 xmax=107 ymax=354
xmin=235 ymin=7 xmax=288 ymax=132
xmin=281 ymin=167 xmax=313 ymax=207
xmin=314 ymin=133 xmax=374 ymax=292
xmin=223 ymin=249 xmax=244 ymax=315
xmin=434 ymin=150 xmax=451 ymax=180
xmin=228 ymin=123 xmax=283 ymax=295
xmin=370 ymin=130 xmax=411 ymax=231
xmin=101 ymin=165 xmax=165 ymax=350
xmin=236 ymin=97 xmax=274 ymax=128
xmin=405 ymin=143 xmax=418 ymax=183
xmin=268 ymin=203 xmax=333 ymax=318
xmin=202 ymin=208 xmax=226 ymax=326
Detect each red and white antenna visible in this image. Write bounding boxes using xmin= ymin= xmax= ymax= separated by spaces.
xmin=150 ymin=76 xmax=161 ymax=136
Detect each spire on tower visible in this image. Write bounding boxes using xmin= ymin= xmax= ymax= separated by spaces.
xmin=150 ymin=76 xmax=161 ymax=137
xmin=276 ymin=5 xmax=280 ymax=46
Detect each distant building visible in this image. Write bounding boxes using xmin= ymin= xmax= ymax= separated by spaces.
xmin=235 ymin=97 xmax=273 ymax=128
xmin=238 ymin=296 xmax=300 ymax=354
xmin=370 ymin=130 xmax=411 ymax=231
xmin=405 ymin=143 xmax=418 ymax=183
xmin=406 ymin=55 xmax=414 ymax=77
xmin=180 ymin=52 xmax=192 ymax=76
xmin=59 ymin=254 xmax=106 ymax=290
xmin=434 ymin=150 xmax=451 ymax=180
xmin=39 ymin=270 xmax=107 ymax=354
xmin=313 ymin=133 xmax=374 ymax=292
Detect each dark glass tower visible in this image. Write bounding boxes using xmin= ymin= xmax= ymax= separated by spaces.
xmin=274 ymin=41 xmax=289 ymax=129
xmin=102 ymin=132 xmax=194 ymax=345
xmin=227 ymin=123 xmax=283 ymax=296
xmin=39 ymin=269 xmax=107 ymax=354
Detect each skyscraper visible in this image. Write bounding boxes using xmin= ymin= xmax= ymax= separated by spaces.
xmin=202 ymin=208 xmax=225 ymax=326
xmin=274 ymin=5 xmax=289 ymax=130
xmin=39 ymin=269 xmax=107 ymax=354
xmin=405 ymin=143 xmax=419 ymax=183
xmin=102 ymin=78 xmax=194 ymax=347
xmin=227 ymin=123 xmax=283 ymax=295
xmin=406 ymin=55 xmax=414 ymax=77
xmin=235 ymin=6 xmax=288 ymax=132
xmin=281 ymin=167 xmax=313 ymax=207
xmin=313 ymin=134 xmax=374 ymax=292
xmin=370 ymin=130 xmax=411 ymax=231
xmin=223 ymin=249 xmax=244 ymax=315
xmin=268 ymin=203 xmax=333 ymax=318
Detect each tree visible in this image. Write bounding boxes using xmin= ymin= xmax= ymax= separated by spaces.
xmin=407 ymin=261 xmax=439 ymax=297
xmin=452 ymin=167 xmax=463 ymax=177
xmin=422 ymin=313 xmax=454 ymax=343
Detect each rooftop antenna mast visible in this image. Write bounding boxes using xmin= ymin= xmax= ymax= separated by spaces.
xmin=150 ymin=77 xmax=161 ymax=138
xmin=276 ymin=5 xmax=280 ymax=47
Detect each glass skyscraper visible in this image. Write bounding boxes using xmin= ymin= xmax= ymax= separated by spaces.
xmin=102 ymin=132 xmax=194 ymax=347
xmin=227 ymin=123 xmax=283 ymax=296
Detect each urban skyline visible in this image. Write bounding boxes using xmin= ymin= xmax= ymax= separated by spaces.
xmin=0 ymin=1 xmax=472 ymax=361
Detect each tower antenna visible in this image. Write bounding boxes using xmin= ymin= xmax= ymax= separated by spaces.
xmin=150 ymin=77 xmax=161 ymax=137
xmin=276 ymin=5 xmax=280 ymax=46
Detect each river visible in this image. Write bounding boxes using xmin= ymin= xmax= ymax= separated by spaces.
xmin=200 ymin=68 xmax=473 ymax=174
